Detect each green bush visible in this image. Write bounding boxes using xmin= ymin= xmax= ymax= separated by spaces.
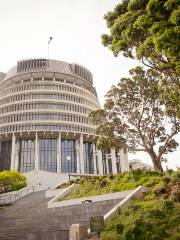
xmin=170 ymin=233 xmax=180 ymax=240
xmin=115 ymin=223 xmax=124 ymax=234
xmin=70 ymin=169 xmax=166 ymax=198
xmin=100 ymin=231 xmax=120 ymax=240
xmin=101 ymin=181 xmax=180 ymax=240
xmin=0 ymin=171 xmax=27 ymax=193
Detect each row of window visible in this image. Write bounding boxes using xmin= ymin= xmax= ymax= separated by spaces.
xmin=0 ymin=141 xmax=122 ymax=174
xmin=73 ymin=64 xmax=93 ymax=84
xmin=0 ymin=78 xmax=97 ymax=98
xmin=0 ymin=139 xmax=94 ymax=174
xmin=0 ymin=92 xmax=97 ymax=108
xmin=0 ymin=102 xmax=91 ymax=115
xmin=0 ymin=82 xmax=96 ymax=100
xmin=0 ymin=123 xmax=96 ymax=134
xmin=0 ymin=112 xmax=90 ymax=125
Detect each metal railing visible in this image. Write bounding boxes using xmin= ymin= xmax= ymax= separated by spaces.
xmin=0 ymin=185 xmax=34 ymax=205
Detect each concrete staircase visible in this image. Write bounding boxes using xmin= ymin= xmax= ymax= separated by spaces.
xmin=0 ymin=191 xmax=123 ymax=240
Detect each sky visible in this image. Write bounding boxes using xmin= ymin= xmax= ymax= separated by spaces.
xmin=0 ymin=0 xmax=179 ymax=169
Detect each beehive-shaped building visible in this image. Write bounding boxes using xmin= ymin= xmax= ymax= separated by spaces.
xmin=0 ymin=59 xmax=129 ymax=188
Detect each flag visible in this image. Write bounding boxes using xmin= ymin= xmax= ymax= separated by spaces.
xmin=48 ymin=37 xmax=53 ymax=44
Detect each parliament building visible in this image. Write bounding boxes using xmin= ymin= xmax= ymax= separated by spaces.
xmin=0 ymin=59 xmax=129 ymax=188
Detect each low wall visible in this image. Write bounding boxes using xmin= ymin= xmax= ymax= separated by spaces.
xmin=0 ymin=186 xmax=34 ymax=205
xmin=48 ymin=183 xmax=80 ymax=208
xmin=46 ymin=188 xmax=64 ymax=198
xmin=104 ymin=186 xmax=144 ymax=222
xmin=48 ymin=188 xmax=132 ymax=208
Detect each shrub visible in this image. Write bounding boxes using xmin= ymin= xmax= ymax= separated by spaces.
xmin=115 ymin=223 xmax=124 ymax=234
xmin=170 ymin=179 xmax=180 ymax=202
xmin=0 ymin=171 xmax=27 ymax=193
xmin=162 ymin=200 xmax=175 ymax=211
xmin=170 ymin=233 xmax=180 ymax=240
xmin=153 ymin=186 xmax=166 ymax=196
xmin=100 ymin=178 xmax=108 ymax=187
xmin=100 ymin=231 xmax=120 ymax=240
xmin=162 ymin=176 xmax=171 ymax=184
xmin=108 ymin=174 xmax=114 ymax=180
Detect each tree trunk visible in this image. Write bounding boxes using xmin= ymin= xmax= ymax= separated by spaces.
xmin=148 ymin=149 xmax=163 ymax=171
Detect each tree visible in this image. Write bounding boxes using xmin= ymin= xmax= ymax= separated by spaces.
xmin=90 ymin=67 xmax=180 ymax=171
xmin=101 ymin=0 xmax=180 ymax=117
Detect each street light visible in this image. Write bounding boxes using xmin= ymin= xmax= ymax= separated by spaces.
xmin=66 ymin=156 xmax=71 ymax=183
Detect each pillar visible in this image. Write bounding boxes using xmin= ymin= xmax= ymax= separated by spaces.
xmin=111 ymin=149 xmax=117 ymax=174
xmin=80 ymin=134 xmax=84 ymax=174
xmin=76 ymin=139 xmax=80 ymax=174
xmin=57 ymin=132 xmax=61 ymax=174
xmin=124 ymin=149 xmax=129 ymax=171
xmin=10 ymin=133 xmax=16 ymax=170
xmin=93 ymin=143 xmax=97 ymax=174
xmin=98 ymin=150 xmax=103 ymax=176
xmin=35 ymin=132 xmax=39 ymax=171
xmin=14 ymin=140 xmax=19 ymax=171
xmin=119 ymin=148 xmax=126 ymax=172
xmin=106 ymin=157 xmax=109 ymax=175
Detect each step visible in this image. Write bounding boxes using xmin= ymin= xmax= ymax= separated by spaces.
xmin=0 ymin=191 xmax=123 ymax=240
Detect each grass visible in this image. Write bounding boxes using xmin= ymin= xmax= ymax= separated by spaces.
xmin=100 ymin=170 xmax=180 ymax=240
xmin=56 ymin=182 xmax=71 ymax=189
xmin=59 ymin=169 xmax=180 ymax=239
xmin=65 ymin=169 xmax=166 ymax=200
xmin=101 ymin=198 xmax=180 ymax=240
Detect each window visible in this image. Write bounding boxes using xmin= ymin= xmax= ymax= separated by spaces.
xmin=61 ymin=140 xmax=77 ymax=173
xmin=39 ymin=139 xmax=57 ymax=173
xmin=0 ymin=141 xmax=12 ymax=171
xmin=18 ymin=139 xmax=35 ymax=173
xmin=83 ymin=142 xmax=93 ymax=174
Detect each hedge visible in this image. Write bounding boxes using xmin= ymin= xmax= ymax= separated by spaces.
xmin=0 ymin=171 xmax=27 ymax=194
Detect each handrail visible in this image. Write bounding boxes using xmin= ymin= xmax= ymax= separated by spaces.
xmin=0 ymin=185 xmax=34 ymax=205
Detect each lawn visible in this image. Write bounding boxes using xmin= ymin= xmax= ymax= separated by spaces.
xmin=66 ymin=169 xmax=167 ymax=199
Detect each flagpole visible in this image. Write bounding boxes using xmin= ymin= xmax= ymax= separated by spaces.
xmin=48 ymin=37 xmax=53 ymax=60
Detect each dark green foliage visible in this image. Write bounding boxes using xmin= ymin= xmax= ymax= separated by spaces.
xmin=102 ymin=0 xmax=180 ymax=118
xmin=0 ymin=171 xmax=27 ymax=193
xmin=102 ymin=0 xmax=180 ymax=74
xmin=171 ymin=234 xmax=180 ymax=240
xmin=90 ymin=67 xmax=180 ymax=171
xmin=101 ymin=189 xmax=180 ymax=240
xmin=162 ymin=200 xmax=175 ymax=211
xmin=115 ymin=223 xmax=124 ymax=234
xmin=69 ymin=169 xmax=180 ymax=240
xmin=67 ymin=169 xmax=180 ymax=201
xmin=100 ymin=179 xmax=108 ymax=187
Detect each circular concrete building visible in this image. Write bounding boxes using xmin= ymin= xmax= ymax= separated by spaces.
xmin=0 ymin=58 xmax=129 ymax=188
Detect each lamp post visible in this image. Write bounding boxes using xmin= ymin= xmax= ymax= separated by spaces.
xmin=66 ymin=156 xmax=71 ymax=183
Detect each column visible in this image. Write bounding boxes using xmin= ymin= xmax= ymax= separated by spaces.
xmin=35 ymin=132 xmax=39 ymax=171
xmin=80 ymin=134 xmax=84 ymax=174
xmin=124 ymin=149 xmax=129 ymax=171
xmin=111 ymin=149 xmax=117 ymax=174
xmin=97 ymin=150 xmax=103 ymax=176
xmin=76 ymin=139 xmax=80 ymax=174
xmin=57 ymin=132 xmax=61 ymax=174
xmin=119 ymin=148 xmax=126 ymax=172
xmin=10 ymin=133 xmax=16 ymax=170
xmin=93 ymin=143 xmax=97 ymax=174
xmin=14 ymin=140 xmax=19 ymax=171
xmin=106 ymin=156 xmax=109 ymax=175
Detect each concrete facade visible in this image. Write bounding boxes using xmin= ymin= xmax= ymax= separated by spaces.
xmin=0 ymin=58 xmax=129 ymax=187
